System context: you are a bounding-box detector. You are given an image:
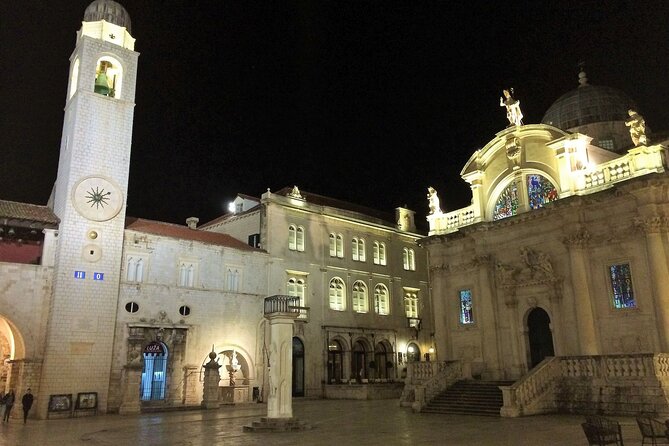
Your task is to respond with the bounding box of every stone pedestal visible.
[267,313,297,419]
[201,352,221,409]
[119,364,142,415]
[220,385,249,404]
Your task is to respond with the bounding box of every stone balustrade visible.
[501,353,669,417]
[400,360,469,412]
[263,295,301,315]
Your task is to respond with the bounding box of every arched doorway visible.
[407,342,421,363]
[527,308,555,368]
[352,340,368,382]
[374,341,392,380]
[292,337,304,397]
[141,341,167,401]
[327,340,343,383]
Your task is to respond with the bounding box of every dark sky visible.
[2,1,668,232]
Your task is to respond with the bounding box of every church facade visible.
[423,74,668,382]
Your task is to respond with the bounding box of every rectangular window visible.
[404,293,418,318]
[459,289,474,324]
[609,263,636,308]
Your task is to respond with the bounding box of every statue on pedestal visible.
[500,88,523,126]
[625,109,648,146]
[427,187,442,215]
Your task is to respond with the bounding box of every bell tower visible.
[37,0,138,418]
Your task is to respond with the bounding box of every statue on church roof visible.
[625,109,648,146]
[500,88,523,127]
[427,187,442,215]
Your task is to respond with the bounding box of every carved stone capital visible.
[634,216,669,234]
[563,228,591,248]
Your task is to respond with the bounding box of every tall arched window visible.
[374,284,389,315]
[329,233,337,257]
[329,277,346,311]
[402,248,415,271]
[352,237,366,261]
[288,276,307,318]
[336,234,343,258]
[352,281,368,313]
[327,340,343,383]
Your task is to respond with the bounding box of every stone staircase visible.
[421,379,515,416]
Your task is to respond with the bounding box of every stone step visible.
[422,380,514,417]
[243,417,312,433]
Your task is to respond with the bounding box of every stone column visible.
[201,352,221,409]
[267,313,298,419]
[503,289,523,378]
[474,255,502,379]
[637,217,669,350]
[563,229,599,355]
[119,364,142,415]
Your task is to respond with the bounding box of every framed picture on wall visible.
[75,392,98,410]
[48,394,72,413]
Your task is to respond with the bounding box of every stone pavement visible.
[0,399,645,446]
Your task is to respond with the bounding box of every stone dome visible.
[541,70,636,131]
[83,0,131,33]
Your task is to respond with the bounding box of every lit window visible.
[329,233,337,257]
[379,242,386,265]
[289,225,305,251]
[336,234,344,258]
[404,292,418,318]
[527,174,558,210]
[288,277,306,318]
[460,289,474,324]
[178,261,196,287]
[352,238,366,262]
[493,180,519,220]
[329,277,346,311]
[403,248,415,271]
[609,263,636,309]
[352,281,368,313]
[374,284,389,315]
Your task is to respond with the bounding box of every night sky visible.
[2,1,668,232]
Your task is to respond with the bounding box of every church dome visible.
[541,70,636,131]
[83,0,131,33]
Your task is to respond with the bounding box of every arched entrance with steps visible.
[526,307,555,368]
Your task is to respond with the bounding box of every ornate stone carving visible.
[634,216,669,234]
[625,109,648,146]
[505,136,521,166]
[563,228,591,248]
[519,247,554,279]
[427,186,442,215]
[496,262,518,286]
[500,88,523,126]
[287,185,304,199]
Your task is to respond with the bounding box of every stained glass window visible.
[493,181,519,220]
[609,263,636,309]
[459,289,474,324]
[527,174,558,210]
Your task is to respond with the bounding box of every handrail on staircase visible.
[402,360,470,412]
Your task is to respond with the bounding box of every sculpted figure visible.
[625,109,648,146]
[500,89,523,126]
[427,187,442,215]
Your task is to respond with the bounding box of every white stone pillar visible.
[475,255,502,379]
[266,313,298,419]
[564,229,599,355]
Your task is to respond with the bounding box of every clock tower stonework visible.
[37,0,138,417]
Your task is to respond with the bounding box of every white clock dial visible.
[72,176,124,221]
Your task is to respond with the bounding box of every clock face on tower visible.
[72,176,124,221]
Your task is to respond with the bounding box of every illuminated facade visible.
[424,77,668,380]
[201,187,431,398]
[0,0,430,418]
